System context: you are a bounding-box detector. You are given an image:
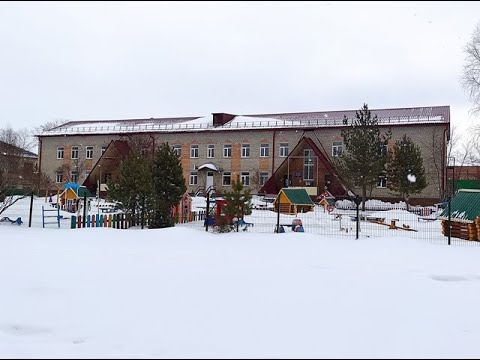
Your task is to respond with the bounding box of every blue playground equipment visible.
[42,206,61,228]
[0,216,23,225]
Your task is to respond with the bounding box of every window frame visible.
[71,146,79,160]
[57,147,64,160]
[332,141,343,157]
[86,146,94,160]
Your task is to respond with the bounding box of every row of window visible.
[183,143,287,159]
[55,170,91,183]
[185,143,345,159]
[56,142,348,161]
[188,171,270,186]
[56,169,387,189]
[57,145,107,160]
[187,171,387,188]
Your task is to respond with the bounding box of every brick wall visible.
[38,122,448,201]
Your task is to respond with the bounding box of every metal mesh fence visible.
[177,195,480,247]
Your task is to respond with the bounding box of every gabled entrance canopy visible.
[260,136,349,197]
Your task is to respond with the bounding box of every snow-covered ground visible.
[0,196,451,245]
[0,196,126,229]
[1,226,480,358]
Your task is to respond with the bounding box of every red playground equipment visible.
[205,199,254,231]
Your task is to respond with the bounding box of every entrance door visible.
[206,171,214,190]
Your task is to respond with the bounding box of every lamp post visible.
[447,156,455,197]
[97,165,102,217]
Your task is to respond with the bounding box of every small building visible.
[439,189,480,241]
[60,183,93,213]
[172,192,193,222]
[317,190,336,211]
[274,188,315,215]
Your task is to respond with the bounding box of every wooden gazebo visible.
[439,189,480,241]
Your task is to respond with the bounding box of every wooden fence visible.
[70,211,206,229]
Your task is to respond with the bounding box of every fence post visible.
[205,196,210,231]
[141,197,145,230]
[29,191,34,228]
[83,195,87,228]
[276,201,280,233]
[355,196,360,240]
[448,196,451,246]
[71,215,76,229]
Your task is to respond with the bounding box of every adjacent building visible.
[0,140,38,196]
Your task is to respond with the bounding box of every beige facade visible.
[37,107,450,203]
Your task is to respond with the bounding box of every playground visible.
[0,193,470,246]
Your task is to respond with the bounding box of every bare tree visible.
[34,118,69,133]
[119,134,155,158]
[0,127,52,215]
[462,22,480,115]
[422,127,445,200]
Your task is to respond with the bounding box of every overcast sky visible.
[0,1,479,136]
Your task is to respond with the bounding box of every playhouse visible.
[274,188,315,215]
[439,189,480,241]
[59,183,93,213]
[172,192,193,222]
[317,190,336,212]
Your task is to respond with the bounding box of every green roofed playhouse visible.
[439,189,480,241]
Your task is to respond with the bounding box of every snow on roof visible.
[198,163,219,171]
[37,106,450,137]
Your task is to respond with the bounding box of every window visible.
[71,146,79,160]
[101,145,107,155]
[332,142,343,157]
[223,144,232,158]
[260,172,269,186]
[172,145,181,157]
[304,149,314,181]
[86,146,94,159]
[71,171,78,183]
[379,144,388,156]
[84,171,90,180]
[57,147,64,159]
[207,144,215,158]
[190,145,199,158]
[55,172,63,183]
[241,171,250,186]
[260,144,269,157]
[377,175,387,188]
[241,144,250,158]
[189,171,198,185]
[222,172,231,186]
[279,143,289,157]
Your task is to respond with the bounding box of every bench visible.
[417,216,437,222]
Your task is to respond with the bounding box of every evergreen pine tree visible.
[218,179,253,232]
[386,135,427,210]
[107,149,152,222]
[335,104,391,210]
[149,143,186,229]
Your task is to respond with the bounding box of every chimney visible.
[212,113,235,127]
